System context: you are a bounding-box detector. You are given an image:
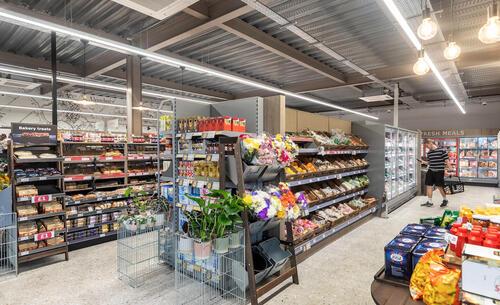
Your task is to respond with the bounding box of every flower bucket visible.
[213,236,230,254]
[229,230,243,249]
[125,222,137,232]
[178,235,193,254]
[154,213,165,226]
[193,240,212,260]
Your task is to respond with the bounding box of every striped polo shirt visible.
[427,148,449,171]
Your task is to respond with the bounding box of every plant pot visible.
[229,231,243,249]
[193,240,212,260]
[125,222,137,232]
[178,235,193,254]
[147,218,155,228]
[154,213,165,226]
[140,223,147,231]
[213,236,230,254]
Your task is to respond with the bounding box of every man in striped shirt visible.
[422,139,451,207]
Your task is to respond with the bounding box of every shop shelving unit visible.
[352,122,418,214]
[457,136,498,184]
[8,135,68,264]
[285,136,376,261]
[59,139,172,248]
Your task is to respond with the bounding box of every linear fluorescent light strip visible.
[0,104,168,121]
[0,90,172,113]
[0,7,378,120]
[382,0,466,114]
[0,65,208,105]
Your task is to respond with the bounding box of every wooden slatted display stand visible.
[218,136,299,305]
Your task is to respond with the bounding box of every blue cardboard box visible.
[424,227,448,240]
[385,237,419,280]
[411,238,448,270]
[400,223,431,237]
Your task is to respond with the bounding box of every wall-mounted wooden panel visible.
[285,108,298,132]
[263,95,286,134]
[329,117,351,133]
[297,110,329,131]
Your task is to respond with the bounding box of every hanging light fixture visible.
[74,40,96,106]
[478,2,500,44]
[413,49,429,75]
[444,1,461,60]
[417,7,438,40]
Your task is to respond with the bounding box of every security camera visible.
[482,101,487,106]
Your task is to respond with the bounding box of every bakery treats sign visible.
[422,129,465,137]
[11,123,57,145]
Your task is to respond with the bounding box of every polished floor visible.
[0,186,497,305]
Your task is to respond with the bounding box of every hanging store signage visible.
[422,129,465,138]
[11,123,57,145]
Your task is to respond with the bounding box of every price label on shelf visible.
[82,157,91,162]
[96,210,102,214]
[20,251,29,256]
[19,236,29,241]
[32,194,52,204]
[212,182,220,190]
[206,131,216,139]
[183,180,190,187]
[185,133,193,140]
[38,176,47,181]
[186,205,193,212]
[352,151,357,155]
[106,197,113,200]
[18,217,28,221]
[88,224,95,228]
[211,154,219,162]
[196,181,205,188]
[100,233,106,237]
[187,154,194,161]
[34,231,54,241]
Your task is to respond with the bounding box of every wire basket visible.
[0,213,17,279]
[117,218,174,288]
[175,231,246,305]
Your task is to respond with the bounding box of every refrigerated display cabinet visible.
[353,122,418,214]
[457,136,498,184]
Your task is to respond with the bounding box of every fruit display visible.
[289,129,368,149]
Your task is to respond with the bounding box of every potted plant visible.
[136,215,148,231]
[185,195,215,260]
[207,190,244,252]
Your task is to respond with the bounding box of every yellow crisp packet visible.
[422,262,460,305]
[409,249,444,300]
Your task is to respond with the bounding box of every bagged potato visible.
[410,249,444,300]
[423,262,460,305]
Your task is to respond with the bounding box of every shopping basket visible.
[443,176,464,195]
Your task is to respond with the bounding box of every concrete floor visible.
[0,186,498,305]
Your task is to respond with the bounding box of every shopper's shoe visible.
[421,201,433,207]
[440,199,448,207]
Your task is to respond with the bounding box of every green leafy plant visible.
[185,190,244,241]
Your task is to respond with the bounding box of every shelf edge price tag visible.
[196,181,205,188]
[34,230,54,241]
[32,194,52,203]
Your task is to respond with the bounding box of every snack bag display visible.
[422,262,460,305]
[409,249,444,300]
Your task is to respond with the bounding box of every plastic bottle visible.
[455,227,468,258]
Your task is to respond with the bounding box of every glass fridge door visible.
[407,133,416,188]
[478,136,498,178]
[385,127,397,200]
[397,130,406,195]
[459,137,478,178]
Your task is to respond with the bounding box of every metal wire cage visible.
[117,214,174,288]
[174,231,246,305]
[0,213,17,278]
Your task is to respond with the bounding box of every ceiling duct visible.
[111,0,198,20]
[359,88,393,102]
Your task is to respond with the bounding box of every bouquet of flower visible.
[240,134,298,166]
[243,183,304,221]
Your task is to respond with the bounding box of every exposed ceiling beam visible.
[0,51,233,100]
[219,18,346,84]
[183,1,210,20]
[85,0,253,78]
[417,85,500,101]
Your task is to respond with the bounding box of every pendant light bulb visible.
[478,16,500,44]
[417,9,438,40]
[413,56,429,76]
[443,41,461,60]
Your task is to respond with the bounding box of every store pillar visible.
[126,55,142,138]
[263,95,286,134]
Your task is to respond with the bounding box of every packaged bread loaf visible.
[17,204,38,217]
[18,221,38,237]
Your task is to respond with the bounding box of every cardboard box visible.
[400,223,431,237]
[412,238,448,270]
[461,244,500,300]
[384,235,419,280]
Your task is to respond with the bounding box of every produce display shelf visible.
[18,229,66,242]
[176,153,219,160]
[63,156,95,163]
[16,192,66,203]
[68,231,117,245]
[295,206,377,255]
[94,184,125,190]
[16,175,63,183]
[287,168,368,187]
[65,190,154,206]
[62,142,126,145]
[127,155,157,160]
[64,175,93,182]
[14,157,64,163]
[18,243,67,258]
[66,207,127,219]
[322,149,368,155]
[127,172,157,177]
[94,173,126,180]
[305,189,368,213]
[64,187,94,193]
[127,142,165,145]
[18,211,65,222]
[95,157,126,162]
[289,136,314,142]
[176,131,252,138]
[67,221,116,233]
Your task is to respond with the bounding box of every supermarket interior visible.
[0,1,499,305]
